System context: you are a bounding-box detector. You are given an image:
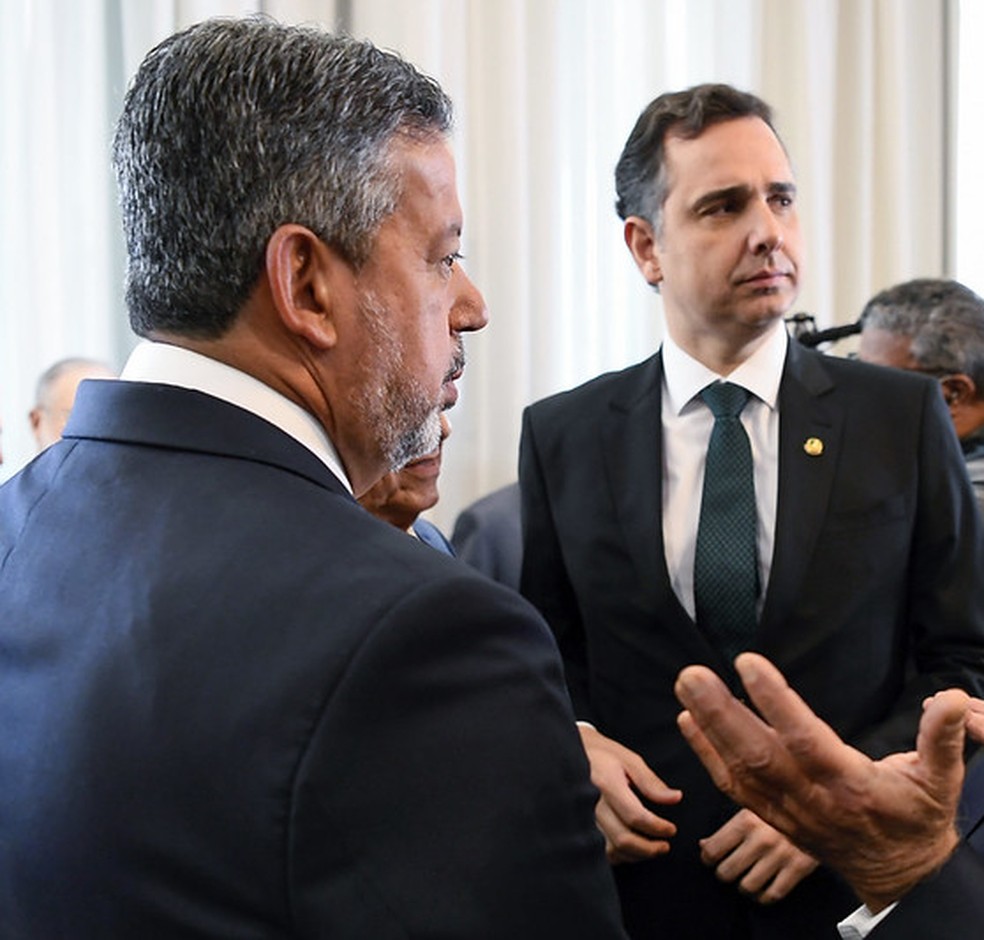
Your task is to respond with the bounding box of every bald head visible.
[30,357,115,450]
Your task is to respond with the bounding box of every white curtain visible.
[0,0,948,534]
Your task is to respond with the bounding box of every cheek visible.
[395,326,449,395]
[783,222,805,261]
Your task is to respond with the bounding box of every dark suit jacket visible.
[520,340,984,939]
[0,380,628,939]
[451,482,523,590]
[873,844,984,937]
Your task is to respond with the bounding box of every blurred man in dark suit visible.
[451,481,522,587]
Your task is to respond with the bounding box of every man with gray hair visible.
[858,278,984,515]
[0,18,628,938]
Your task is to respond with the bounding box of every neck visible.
[668,320,781,376]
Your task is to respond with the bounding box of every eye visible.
[442,251,464,270]
[770,193,795,210]
[701,198,740,217]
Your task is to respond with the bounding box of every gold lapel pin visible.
[803,437,824,457]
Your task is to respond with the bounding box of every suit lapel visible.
[601,353,692,626]
[759,342,842,636]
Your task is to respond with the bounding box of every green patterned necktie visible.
[693,381,759,665]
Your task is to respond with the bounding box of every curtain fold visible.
[0,0,948,535]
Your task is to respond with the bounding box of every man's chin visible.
[389,410,443,472]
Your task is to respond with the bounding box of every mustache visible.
[443,341,466,383]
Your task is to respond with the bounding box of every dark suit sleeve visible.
[518,406,594,722]
[854,383,984,757]
[288,572,627,939]
[869,843,984,938]
[450,486,523,590]
[449,507,497,573]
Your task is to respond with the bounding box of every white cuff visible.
[837,901,898,939]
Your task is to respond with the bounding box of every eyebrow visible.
[691,181,797,213]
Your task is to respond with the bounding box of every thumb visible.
[917,689,969,789]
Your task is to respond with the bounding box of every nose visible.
[449,265,489,334]
[750,201,784,255]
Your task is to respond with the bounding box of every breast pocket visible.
[821,493,908,538]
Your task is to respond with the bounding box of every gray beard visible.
[351,290,444,474]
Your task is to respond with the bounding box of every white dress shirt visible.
[660,322,786,619]
[120,340,352,494]
[662,327,899,937]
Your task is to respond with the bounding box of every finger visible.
[581,726,684,807]
[677,709,735,795]
[707,841,760,882]
[597,800,674,862]
[600,787,679,840]
[733,653,849,777]
[966,697,984,743]
[614,750,684,806]
[755,853,818,903]
[704,812,778,881]
[594,784,678,841]
[698,810,750,864]
[628,767,684,807]
[735,854,782,895]
[676,665,786,795]
[605,834,673,864]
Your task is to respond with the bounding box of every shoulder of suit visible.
[788,343,940,399]
[525,354,660,419]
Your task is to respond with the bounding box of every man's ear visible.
[940,373,975,407]
[624,216,663,287]
[265,224,345,350]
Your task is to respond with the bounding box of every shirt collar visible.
[662,321,788,415]
[120,340,353,493]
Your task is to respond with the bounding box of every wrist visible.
[853,828,960,913]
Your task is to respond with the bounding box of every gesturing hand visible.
[674,652,967,913]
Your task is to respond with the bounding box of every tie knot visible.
[701,382,750,418]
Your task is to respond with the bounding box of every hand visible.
[674,652,966,913]
[700,808,818,904]
[578,724,682,864]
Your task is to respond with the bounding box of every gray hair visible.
[112,17,453,339]
[614,83,777,234]
[861,278,984,391]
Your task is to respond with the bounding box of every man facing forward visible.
[519,84,984,939]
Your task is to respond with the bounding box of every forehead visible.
[858,327,918,369]
[49,367,103,402]
[386,137,462,239]
[663,116,794,200]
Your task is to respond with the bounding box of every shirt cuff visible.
[837,901,898,939]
